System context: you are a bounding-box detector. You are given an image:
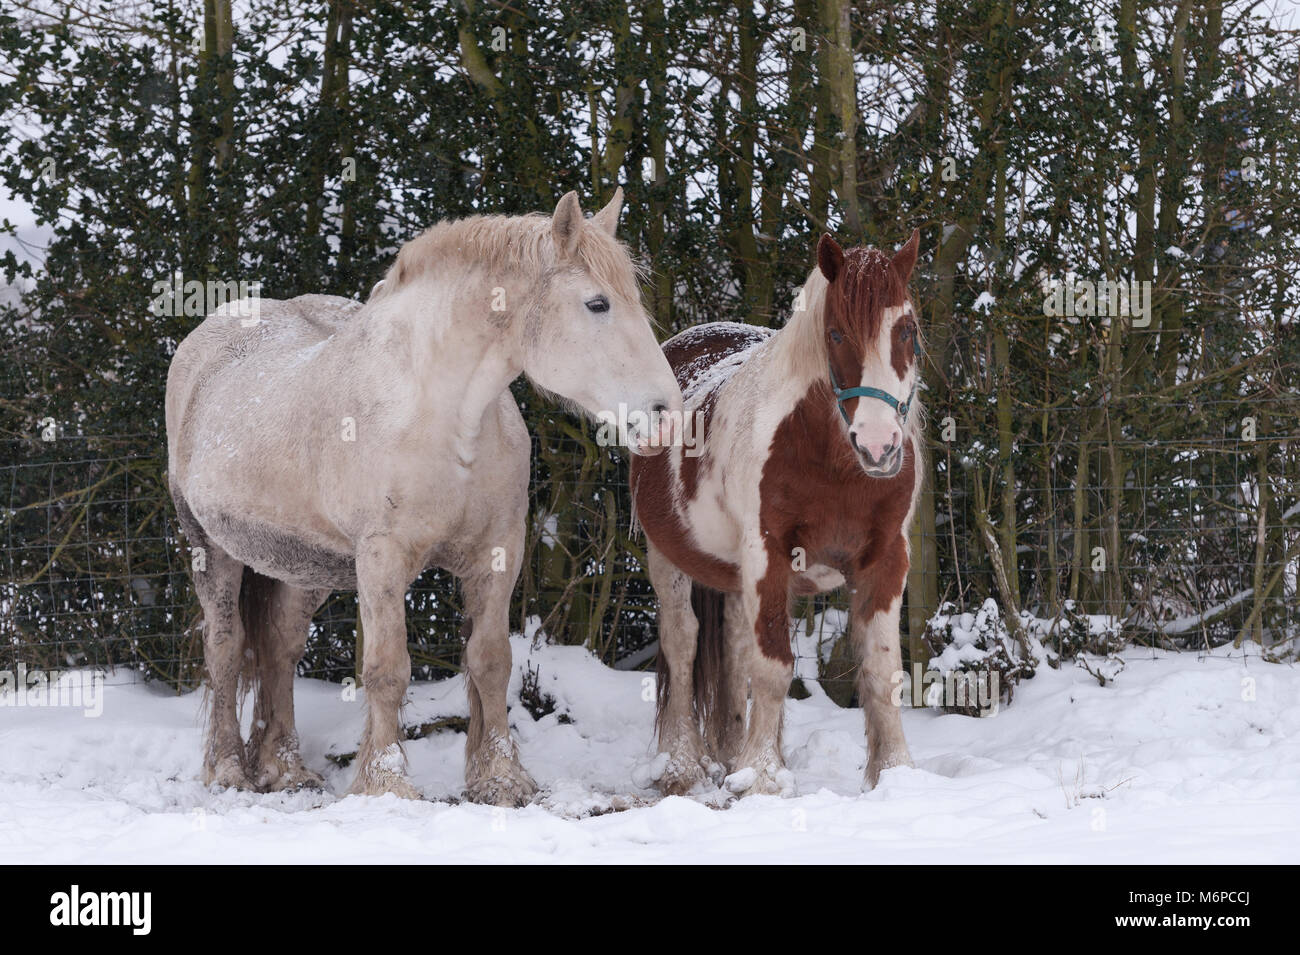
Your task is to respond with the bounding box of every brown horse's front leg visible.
[852,536,914,788]
[646,541,711,796]
[716,592,752,770]
[726,539,795,798]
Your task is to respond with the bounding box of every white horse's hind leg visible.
[246,582,330,792]
[173,487,252,788]
[194,549,254,790]
[349,539,420,799]
[647,542,709,796]
[462,554,537,808]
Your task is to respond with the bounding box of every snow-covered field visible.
[2,638,1297,864]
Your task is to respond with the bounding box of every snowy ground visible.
[2,638,1297,863]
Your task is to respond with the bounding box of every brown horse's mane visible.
[774,246,917,391]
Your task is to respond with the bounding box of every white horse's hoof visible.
[204,754,255,791]
[865,753,914,790]
[349,744,421,799]
[465,733,536,807]
[349,770,421,800]
[256,754,325,792]
[465,771,538,808]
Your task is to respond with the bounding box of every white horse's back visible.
[166,294,360,415]
[168,293,360,393]
[165,293,367,512]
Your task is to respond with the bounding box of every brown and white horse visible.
[630,231,924,798]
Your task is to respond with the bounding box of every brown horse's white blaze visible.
[631,231,924,797]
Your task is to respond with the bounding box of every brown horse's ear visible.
[817,233,844,282]
[891,229,920,279]
[591,185,623,237]
[552,191,584,259]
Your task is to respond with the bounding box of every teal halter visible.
[828,334,920,426]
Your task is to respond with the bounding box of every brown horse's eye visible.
[829,329,843,344]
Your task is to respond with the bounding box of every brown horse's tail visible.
[655,582,727,753]
[237,566,277,703]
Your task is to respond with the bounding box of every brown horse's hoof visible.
[653,752,712,797]
[724,761,794,798]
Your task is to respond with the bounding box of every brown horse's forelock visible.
[826,247,910,356]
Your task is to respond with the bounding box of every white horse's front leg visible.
[461,545,537,807]
[349,537,420,799]
[852,540,914,788]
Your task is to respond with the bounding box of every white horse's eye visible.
[585,296,610,314]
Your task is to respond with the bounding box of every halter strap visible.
[828,335,919,426]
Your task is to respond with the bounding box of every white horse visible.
[166,189,681,805]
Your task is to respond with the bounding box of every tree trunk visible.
[646,0,673,328]
[818,0,860,233]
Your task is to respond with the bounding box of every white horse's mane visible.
[370,212,646,309]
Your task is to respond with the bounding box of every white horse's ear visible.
[591,186,623,236]
[892,229,920,278]
[818,233,844,282]
[552,191,584,259]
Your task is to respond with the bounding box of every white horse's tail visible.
[237,567,277,704]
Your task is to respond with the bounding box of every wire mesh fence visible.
[0,428,666,691]
[1,398,1296,701]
